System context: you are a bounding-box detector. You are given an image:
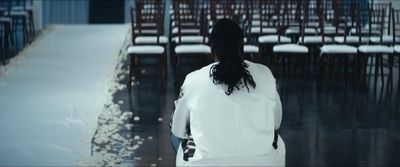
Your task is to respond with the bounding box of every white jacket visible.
[172,60,285,166]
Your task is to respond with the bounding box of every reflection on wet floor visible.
[95,53,400,166]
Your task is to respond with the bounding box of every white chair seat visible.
[11,6,34,11]
[288,22,300,27]
[334,36,369,44]
[208,20,214,26]
[134,29,158,34]
[135,36,168,44]
[394,45,400,53]
[317,27,345,34]
[0,17,11,22]
[127,45,165,54]
[250,27,277,34]
[273,44,309,53]
[9,11,28,16]
[299,36,333,44]
[172,36,208,43]
[252,14,260,19]
[370,36,400,43]
[258,35,291,43]
[285,27,316,35]
[134,23,157,27]
[172,27,200,34]
[216,14,231,20]
[358,45,393,54]
[143,4,155,9]
[308,22,320,28]
[171,15,194,20]
[175,44,211,54]
[320,44,358,54]
[244,45,259,53]
[251,20,276,26]
[171,21,196,27]
[251,21,261,26]
[308,15,319,20]
[350,28,380,35]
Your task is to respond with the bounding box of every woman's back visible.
[174,60,284,166]
[171,18,285,166]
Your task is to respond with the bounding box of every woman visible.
[171,18,285,166]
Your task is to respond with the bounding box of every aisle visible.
[0,25,128,166]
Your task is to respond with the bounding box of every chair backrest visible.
[14,0,26,9]
[274,0,287,43]
[299,0,310,43]
[367,2,391,42]
[346,0,369,36]
[173,0,207,43]
[131,0,164,44]
[343,0,359,31]
[325,0,336,26]
[306,0,321,28]
[260,0,279,30]
[210,0,236,23]
[9,0,31,11]
[344,1,370,45]
[282,0,303,28]
[324,0,352,40]
[392,8,400,44]
[0,0,11,15]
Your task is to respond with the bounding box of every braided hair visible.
[209,18,256,95]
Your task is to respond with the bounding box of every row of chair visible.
[127,0,166,93]
[127,0,400,93]
[0,0,35,64]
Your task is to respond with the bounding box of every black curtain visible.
[89,0,125,24]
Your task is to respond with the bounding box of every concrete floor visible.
[99,52,400,166]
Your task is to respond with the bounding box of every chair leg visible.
[29,10,35,40]
[133,56,141,80]
[328,55,335,83]
[12,17,18,50]
[23,18,29,45]
[302,55,308,86]
[255,49,261,64]
[387,54,394,90]
[357,54,362,88]
[162,54,166,80]
[372,55,379,87]
[379,55,384,88]
[7,22,14,49]
[159,55,165,93]
[4,23,10,53]
[272,53,278,78]
[365,55,371,89]
[257,46,263,64]
[174,55,181,90]
[0,24,4,63]
[354,54,359,85]
[282,56,287,78]
[128,55,135,94]
[344,55,349,84]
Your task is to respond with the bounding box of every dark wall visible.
[89,0,125,24]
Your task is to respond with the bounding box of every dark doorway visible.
[89,0,125,24]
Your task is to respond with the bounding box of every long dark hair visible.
[209,19,256,95]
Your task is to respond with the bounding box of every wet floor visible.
[95,52,400,166]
